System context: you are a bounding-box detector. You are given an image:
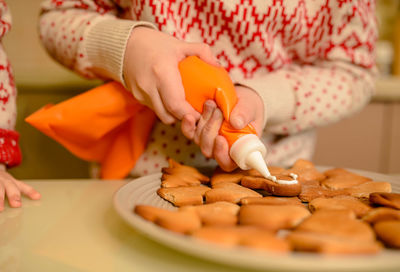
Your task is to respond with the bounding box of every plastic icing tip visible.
[246,150,271,178]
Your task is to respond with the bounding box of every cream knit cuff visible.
[235,71,295,128]
[85,17,156,85]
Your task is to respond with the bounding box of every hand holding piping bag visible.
[189,85,264,172]
[123,27,219,125]
[178,56,272,178]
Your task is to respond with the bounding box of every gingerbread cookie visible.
[321,168,371,190]
[344,181,392,199]
[161,158,210,185]
[239,204,310,231]
[241,196,303,206]
[298,185,350,203]
[373,220,400,248]
[241,175,301,197]
[161,174,202,188]
[156,210,202,234]
[134,205,201,234]
[287,231,382,255]
[134,205,175,222]
[210,167,246,186]
[191,226,238,247]
[369,192,400,210]
[362,207,400,224]
[295,209,375,243]
[246,166,285,177]
[281,159,325,184]
[205,182,262,204]
[323,168,357,177]
[191,226,290,253]
[308,196,372,218]
[180,201,240,226]
[238,227,291,253]
[157,185,211,207]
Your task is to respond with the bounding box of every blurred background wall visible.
[3,0,400,179]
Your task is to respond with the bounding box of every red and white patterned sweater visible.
[0,1,21,168]
[39,0,377,176]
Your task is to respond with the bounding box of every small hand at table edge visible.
[0,164,41,212]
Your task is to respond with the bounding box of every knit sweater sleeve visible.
[39,0,155,84]
[235,0,377,135]
[0,1,21,167]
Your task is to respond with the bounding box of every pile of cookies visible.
[134,159,400,255]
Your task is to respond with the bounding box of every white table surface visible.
[0,180,260,272]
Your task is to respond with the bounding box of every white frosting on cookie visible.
[266,173,298,185]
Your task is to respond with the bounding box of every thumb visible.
[229,97,256,130]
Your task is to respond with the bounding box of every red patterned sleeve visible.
[0,129,21,167]
[0,1,22,167]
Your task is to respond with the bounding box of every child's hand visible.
[123,27,219,126]
[0,165,41,211]
[190,85,264,171]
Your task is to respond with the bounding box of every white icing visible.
[290,173,298,180]
[229,135,299,185]
[268,175,277,182]
[266,173,298,185]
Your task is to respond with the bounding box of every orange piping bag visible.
[26,56,270,179]
[26,81,156,179]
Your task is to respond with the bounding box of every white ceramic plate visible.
[113,167,400,272]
